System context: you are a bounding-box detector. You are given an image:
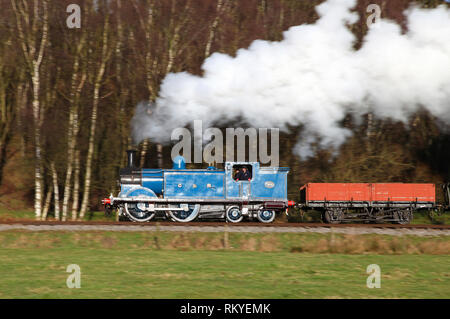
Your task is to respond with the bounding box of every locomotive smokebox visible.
[126,149,138,168]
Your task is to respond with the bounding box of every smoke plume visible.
[132,0,450,158]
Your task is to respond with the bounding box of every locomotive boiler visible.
[102,150,295,223]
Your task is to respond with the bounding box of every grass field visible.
[0,231,449,298]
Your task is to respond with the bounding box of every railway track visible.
[0,219,448,229]
[0,219,448,235]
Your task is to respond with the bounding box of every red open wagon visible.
[299,183,435,224]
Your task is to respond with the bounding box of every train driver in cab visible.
[235,167,251,181]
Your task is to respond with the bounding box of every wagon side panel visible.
[306,183,371,202]
[371,183,435,203]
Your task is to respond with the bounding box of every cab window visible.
[233,164,252,181]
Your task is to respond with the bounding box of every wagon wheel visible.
[226,206,243,223]
[123,187,157,222]
[394,209,413,225]
[369,208,384,224]
[257,209,276,223]
[168,204,200,222]
[323,209,343,224]
[125,201,156,222]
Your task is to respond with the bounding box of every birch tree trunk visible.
[132,0,155,166]
[71,149,80,220]
[16,71,29,158]
[50,162,60,220]
[32,73,44,220]
[62,4,88,221]
[11,0,49,220]
[62,51,87,221]
[115,0,130,169]
[62,107,74,221]
[258,0,268,29]
[79,15,111,219]
[278,0,285,33]
[156,0,192,167]
[205,0,225,59]
[165,0,190,75]
[41,185,53,221]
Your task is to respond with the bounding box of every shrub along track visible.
[0,220,448,236]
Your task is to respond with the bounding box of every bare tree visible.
[11,0,49,219]
[41,184,52,220]
[61,20,88,221]
[14,69,29,158]
[131,0,155,166]
[205,0,226,58]
[113,0,131,169]
[79,10,112,220]
[132,0,193,168]
[0,35,16,184]
[71,149,80,220]
[50,161,59,220]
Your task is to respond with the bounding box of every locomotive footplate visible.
[106,196,289,206]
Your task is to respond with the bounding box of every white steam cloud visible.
[132,0,450,158]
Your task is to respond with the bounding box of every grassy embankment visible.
[0,230,449,298]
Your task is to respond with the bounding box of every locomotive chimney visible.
[126,149,138,168]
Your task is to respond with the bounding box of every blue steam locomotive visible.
[102,150,294,223]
